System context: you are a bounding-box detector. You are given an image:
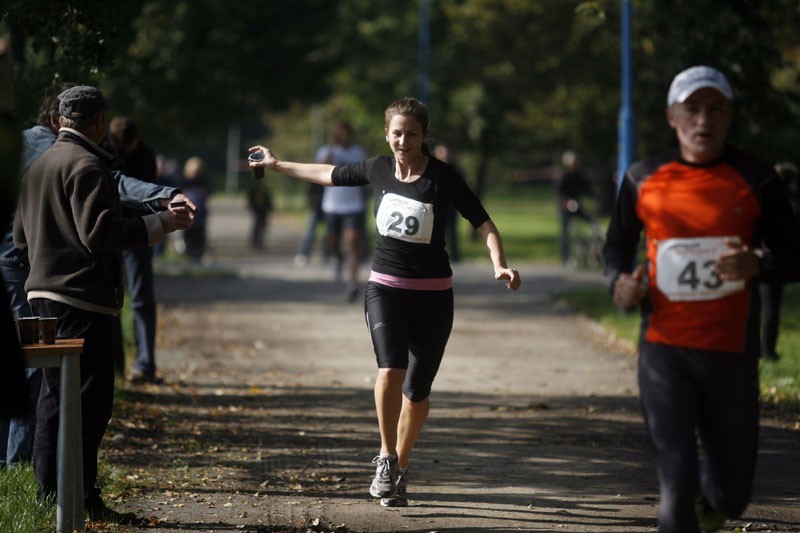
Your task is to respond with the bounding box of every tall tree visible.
[3,1,343,158]
[5,0,800,188]
[432,0,619,195]
[103,0,343,154]
[3,0,139,123]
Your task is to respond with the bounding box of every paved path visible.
[117,196,799,532]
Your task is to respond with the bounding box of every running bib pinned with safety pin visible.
[655,236,745,302]
[375,193,434,244]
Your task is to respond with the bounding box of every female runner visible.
[249,97,521,507]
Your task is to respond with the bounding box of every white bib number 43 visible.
[656,236,744,302]
[376,193,434,244]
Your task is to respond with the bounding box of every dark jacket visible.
[13,129,158,314]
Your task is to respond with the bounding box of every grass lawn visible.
[0,463,54,532]
[459,183,563,263]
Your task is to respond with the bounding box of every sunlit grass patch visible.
[0,462,55,532]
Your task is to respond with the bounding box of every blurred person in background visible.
[247,175,272,250]
[759,161,800,361]
[104,116,163,383]
[153,155,180,256]
[553,150,595,267]
[294,181,328,267]
[176,156,211,262]
[317,121,368,302]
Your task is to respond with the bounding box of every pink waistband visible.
[369,271,453,291]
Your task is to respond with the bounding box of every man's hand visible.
[158,195,194,233]
[613,264,647,309]
[160,193,196,212]
[716,239,760,281]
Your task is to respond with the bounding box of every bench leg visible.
[57,354,84,532]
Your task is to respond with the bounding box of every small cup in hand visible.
[248,151,265,180]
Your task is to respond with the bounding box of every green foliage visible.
[329,0,420,113]
[103,0,342,154]
[3,0,140,124]
[4,1,800,192]
[633,0,800,161]
[3,0,343,159]
[436,0,618,162]
[0,463,56,532]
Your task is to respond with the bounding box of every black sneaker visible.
[380,469,408,507]
[86,498,146,526]
[369,454,398,498]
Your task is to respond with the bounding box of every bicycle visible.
[563,200,604,270]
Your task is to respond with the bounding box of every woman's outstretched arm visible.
[249,145,334,185]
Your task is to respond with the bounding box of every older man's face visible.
[667,87,733,164]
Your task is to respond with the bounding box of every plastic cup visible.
[17,317,40,345]
[248,151,265,180]
[40,317,58,344]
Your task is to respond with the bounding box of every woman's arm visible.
[248,145,334,185]
[476,219,521,291]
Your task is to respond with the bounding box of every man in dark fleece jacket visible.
[13,85,193,525]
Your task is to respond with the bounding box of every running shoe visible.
[695,494,726,533]
[380,469,408,507]
[369,455,398,498]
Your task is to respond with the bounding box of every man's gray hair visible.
[60,110,102,130]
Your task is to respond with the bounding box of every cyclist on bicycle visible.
[554,150,597,266]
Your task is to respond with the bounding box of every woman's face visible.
[385,114,425,162]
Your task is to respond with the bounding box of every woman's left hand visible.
[495,267,521,291]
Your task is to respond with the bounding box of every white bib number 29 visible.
[655,236,744,302]
[376,193,434,244]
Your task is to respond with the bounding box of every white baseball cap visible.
[667,66,733,107]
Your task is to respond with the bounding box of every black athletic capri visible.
[364,281,454,402]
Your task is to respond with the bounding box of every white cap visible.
[667,66,733,107]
